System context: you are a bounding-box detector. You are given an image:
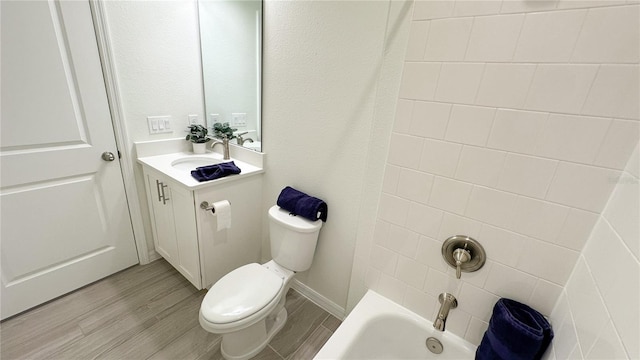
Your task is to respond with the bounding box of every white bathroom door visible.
[0,0,139,319]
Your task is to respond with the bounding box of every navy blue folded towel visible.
[191,161,241,182]
[276,186,327,222]
[476,298,553,360]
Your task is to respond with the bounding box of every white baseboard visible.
[291,279,346,320]
[147,250,162,263]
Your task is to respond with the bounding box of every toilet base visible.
[220,307,288,360]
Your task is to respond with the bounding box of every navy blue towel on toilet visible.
[476,298,553,360]
[191,161,241,182]
[276,186,328,222]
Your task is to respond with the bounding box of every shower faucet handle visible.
[453,248,471,279]
[442,235,486,280]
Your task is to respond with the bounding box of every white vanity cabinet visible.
[138,150,264,290]
[144,169,202,288]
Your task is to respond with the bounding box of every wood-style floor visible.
[0,259,341,360]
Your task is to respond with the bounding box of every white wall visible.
[348,0,640,347]
[104,0,205,255]
[547,145,639,359]
[261,0,411,311]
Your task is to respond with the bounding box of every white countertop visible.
[137,151,264,190]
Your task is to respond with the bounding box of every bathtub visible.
[314,290,477,359]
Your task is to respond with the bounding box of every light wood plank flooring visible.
[1,259,341,360]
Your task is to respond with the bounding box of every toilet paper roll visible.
[211,200,231,231]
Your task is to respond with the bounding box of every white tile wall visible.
[557,0,626,10]
[424,17,473,61]
[570,5,640,64]
[496,153,557,199]
[387,133,424,168]
[595,120,640,170]
[586,321,629,360]
[434,63,484,104]
[555,208,599,251]
[409,101,452,139]
[396,255,428,289]
[484,262,537,303]
[523,146,639,359]
[444,105,496,146]
[500,0,558,14]
[397,168,434,203]
[534,114,610,164]
[565,258,611,350]
[546,162,620,212]
[487,109,548,154]
[475,63,536,108]
[419,139,462,176]
[402,285,437,319]
[603,170,640,257]
[517,237,579,284]
[406,202,443,237]
[405,21,430,61]
[513,10,586,63]
[478,225,526,267]
[452,0,502,17]
[428,176,473,215]
[455,146,506,187]
[529,279,563,316]
[582,65,640,120]
[387,224,421,257]
[465,186,518,228]
[524,64,599,114]
[464,14,524,62]
[399,62,441,100]
[437,212,482,240]
[510,197,569,242]
[351,0,640,353]
[412,0,455,20]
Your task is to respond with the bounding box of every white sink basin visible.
[170,157,223,171]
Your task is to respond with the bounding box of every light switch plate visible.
[231,113,247,127]
[147,115,172,134]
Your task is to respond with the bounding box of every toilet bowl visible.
[199,205,323,360]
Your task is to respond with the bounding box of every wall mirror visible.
[197,0,262,152]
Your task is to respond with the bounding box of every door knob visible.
[101,151,116,161]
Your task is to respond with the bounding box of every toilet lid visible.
[201,263,284,324]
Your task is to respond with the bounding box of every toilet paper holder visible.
[200,201,226,213]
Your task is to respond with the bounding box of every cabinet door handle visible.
[161,184,170,205]
[156,180,163,202]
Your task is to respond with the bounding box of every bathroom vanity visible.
[136,139,265,289]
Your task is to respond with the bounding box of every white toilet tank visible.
[268,205,323,272]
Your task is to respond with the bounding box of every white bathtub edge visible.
[314,289,477,359]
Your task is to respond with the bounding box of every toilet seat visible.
[200,263,284,332]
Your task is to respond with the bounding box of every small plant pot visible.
[192,142,207,154]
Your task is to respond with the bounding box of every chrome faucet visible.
[236,132,254,146]
[433,293,457,332]
[210,136,230,160]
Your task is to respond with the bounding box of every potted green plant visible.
[185,124,211,154]
[213,122,237,140]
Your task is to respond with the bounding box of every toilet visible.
[199,205,323,360]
